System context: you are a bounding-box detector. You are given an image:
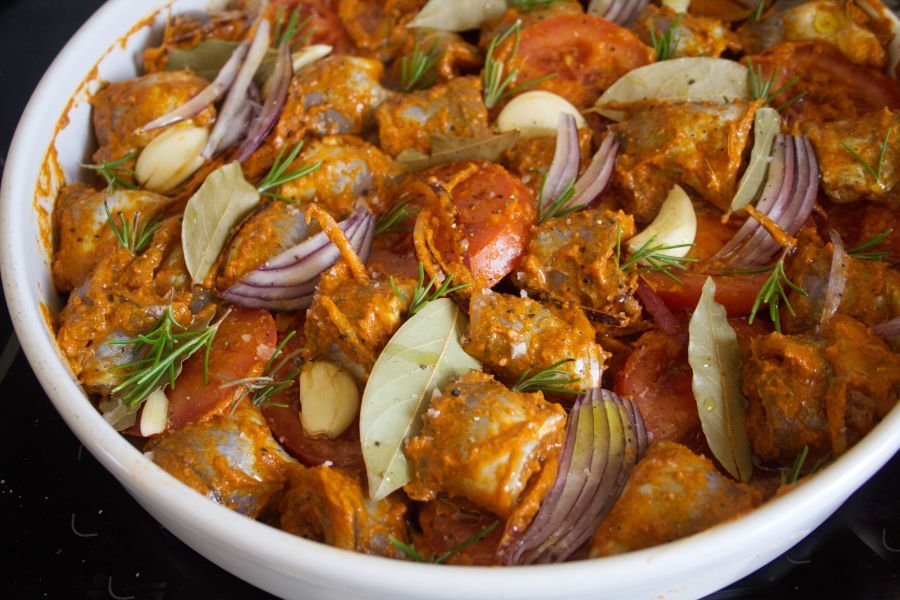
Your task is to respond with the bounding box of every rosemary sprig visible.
[483,20,556,109]
[83,152,138,191]
[400,38,443,93]
[104,201,162,254]
[375,195,419,236]
[746,59,803,110]
[750,0,767,22]
[847,228,893,261]
[840,129,891,187]
[221,331,302,410]
[748,251,807,333]
[390,521,499,564]
[648,13,683,62]
[274,5,313,50]
[391,263,471,316]
[512,359,581,395]
[780,445,829,485]
[256,141,321,200]
[617,232,698,285]
[109,307,222,407]
[509,0,565,9]
[537,177,579,224]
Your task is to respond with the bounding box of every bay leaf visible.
[167,39,277,85]
[407,0,508,32]
[729,107,781,213]
[360,298,482,500]
[182,162,259,284]
[688,277,754,481]
[397,131,520,172]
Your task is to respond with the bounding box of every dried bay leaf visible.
[407,0,508,32]
[360,298,482,500]
[182,162,259,284]
[397,131,520,172]
[688,277,754,481]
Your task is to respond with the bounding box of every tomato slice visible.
[271,0,353,53]
[746,42,900,126]
[642,271,769,317]
[166,307,277,431]
[502,14,654,109]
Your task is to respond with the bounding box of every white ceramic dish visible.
[2,1,899,598]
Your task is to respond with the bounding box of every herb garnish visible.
[649,13,683,62]
[537,177,578,224]
[392,263,470,316]
[750,0,767,22]
[256,141,321,200]
[221,330,301,410]
[847,228,893,261]
[274,5,313,50]
[747,251,807,333]
[512,358,581,395]
[110,306,222,407]
[399,38,443,93]
[389,521,499,563]
[840,129,891,187]
[746,59,804,111]
[483,20,556,109]
[104,201,162,255]
[83,152,138,191]
[616,229,697,285]
[780,445,829,485]
[375,195,419,236]
[509,0,565,9]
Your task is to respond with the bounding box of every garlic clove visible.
[139,388,169,437]
[135,124,208,193]
[497,91,587,138]
[627,184,697,259]
[661,0,691,12]
[292,44,333,73]
[299,361,360,439]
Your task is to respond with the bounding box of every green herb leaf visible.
[360,298,482,500]
[512,359,580,395]
[483,20,556,109]
[396,131,520,172]
[220,331,302,411]
[104,201,162,255]
[649,13,683,62]
[688,277,753,482]
[182,162,260,284]
[399,38,443,92]
[392,263,471,317]
[375,195,420,236]
[619,233,697,285]
[748,251,806,333]
[746,58,804,108]
[537,177,579,224]
[840,128,891,187]
[509,0,564,9]
[83,152,138,191]
[256,141,321,197]
[274,5,313,50]
[390,520,499,563]
[846,228,893,261]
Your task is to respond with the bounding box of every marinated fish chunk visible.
[375,76,490,157]
[804,108,900,203]
[743,315,900,464]
[738,0,885,68]
[338,0,425,63]
[464,288,607,393]
[91,70,215,165]
[386,29,483,88]
[514,209,642,327]
[147,401,294,518]
[52,183,171,293]
[589,441,762,557]
[405,370,566,519]
[610,100,756,220]
[634,5,738,59]
[280,464,408,557]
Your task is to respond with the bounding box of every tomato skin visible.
[643,271,769,318]
[166,308,277,431]
[503,14,654,109]
[746,42,900,126]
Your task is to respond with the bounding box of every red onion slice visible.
[873,317,900,337]
[636,277,681,336]
[569,133,619,209]
[221,209,375,311]
[820,230,848,328]
[236,42,293,162]
[506,388,647,565]
[203,19,271,159]
[541,112,580,211]
[217,82,261,152]
[594,0,650,26]
[139,41,249,133]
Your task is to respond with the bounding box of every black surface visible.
[0,2,898,599]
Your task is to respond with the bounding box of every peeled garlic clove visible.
[135,124,208,193]
[627,184,697,259]
[292,44,333,72]
[497,91,587,138]
[139,388,169,437]
[407,0,507,32]
[299,361,360,439]
[662,0,690,12]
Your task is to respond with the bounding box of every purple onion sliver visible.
[236,42,293,162]
[225,279,318,301]
[571,134,618,209]
[257,211,362,271]
[541,112,580,212]
[217,82,260,151]
[140,41,249,133]
[820,230,848,328]
[873,317,900,337]
[636,278,680,336]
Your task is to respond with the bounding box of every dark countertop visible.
[1,1,898,599]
